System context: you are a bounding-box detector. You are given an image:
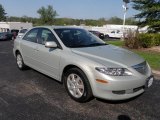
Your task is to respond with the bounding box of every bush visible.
[124,30,140,49]
[153,34,160,46]
[138,34,155,48]
[124,32,160,49]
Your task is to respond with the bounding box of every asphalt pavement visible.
[0,40,160,120]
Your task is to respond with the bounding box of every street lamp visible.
[122,0,130,33]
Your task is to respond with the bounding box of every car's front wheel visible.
[105,34,109,39]
[64,68,92,102]
[16,53,27,70]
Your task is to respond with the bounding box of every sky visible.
[0,0,139,19]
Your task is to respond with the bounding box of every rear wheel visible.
[105,35,110,39]
[64,68,92,102]
[16,53,27,70]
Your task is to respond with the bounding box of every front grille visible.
[132,61,148,75]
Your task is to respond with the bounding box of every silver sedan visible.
[13,26,154,102]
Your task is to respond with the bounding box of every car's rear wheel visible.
[64,68,92,102]
[16,53,27,70]
[105,34,110,39]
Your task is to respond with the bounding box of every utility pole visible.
[122,0,130,33]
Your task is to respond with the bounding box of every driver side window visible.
[23,28,38,43]
[38,29,57,45]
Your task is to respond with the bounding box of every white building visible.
[0,22,33,32]
[79,24,138,34]
[104,24,137,31]
[78,24,138,39]
[91,24,137,34]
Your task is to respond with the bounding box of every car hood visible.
[71,45,144,67]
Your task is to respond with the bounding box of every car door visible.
[36,28,61,80]
[21,28,39,69]
[110,31,115,38]
[115,30,121,38]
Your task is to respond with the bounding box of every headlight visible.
[95,67,132,76]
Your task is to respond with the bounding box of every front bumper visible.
[92,74,153,100]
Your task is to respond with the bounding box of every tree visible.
[0,4,6,21]
[132,0,160,32]
[8,16,21,22]
[21,15,30,22]
[97,18,107,26]
[107,17,123,24]
[123,0,130,3]
[125,17,137,25]
[37,5,58,25]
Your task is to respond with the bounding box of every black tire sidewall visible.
[105,34,109,39]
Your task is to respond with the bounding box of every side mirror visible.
[45,41,57,48]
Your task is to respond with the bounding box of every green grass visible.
[106,40,124,47]
[134,50,160,71]
[107,40,160,71]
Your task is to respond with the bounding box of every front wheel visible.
[16,53,27,70]
[64,68,92,102]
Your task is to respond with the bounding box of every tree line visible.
[0,4,138,26]
[6,16,137,26]
[0,0,160,32]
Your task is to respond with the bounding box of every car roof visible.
[32,26,83,30]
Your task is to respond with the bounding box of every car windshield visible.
[54,28,107,48]
[19,29,27,33]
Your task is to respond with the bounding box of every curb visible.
[153,70,160,79]
[153,70,160,75]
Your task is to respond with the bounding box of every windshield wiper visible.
[88,43,107,47]
[70,43,107,48]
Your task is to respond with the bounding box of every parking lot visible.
[0,40,160,120]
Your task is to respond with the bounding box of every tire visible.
[105,34,109,39]
[99,33,105,40]
[16,53,27,70]
[64,68,92,103]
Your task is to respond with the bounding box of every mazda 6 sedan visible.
[13,26,154,102]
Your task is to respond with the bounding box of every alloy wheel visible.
[17,54,23,68]
[67,73,84,98]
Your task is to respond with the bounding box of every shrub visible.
[153,34,160,46]
[124,30,140,49]
[138,34,155,48]
[124,32,160,49]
